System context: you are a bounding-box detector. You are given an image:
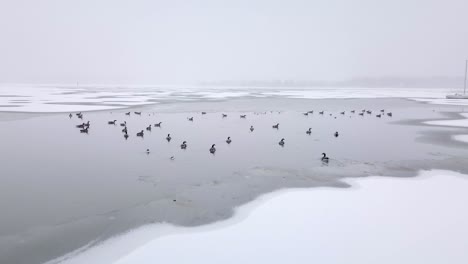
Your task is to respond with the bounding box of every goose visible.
[250,126,254,132]
[108,120,117,125]
[120,121,127,127]
[188,117,194,121]
[166,134,171,141]
[146,125,152,131]
[308,110,314,114]
[201,112,207,115]
[125,112,131,116]
[240,115,246,118]
[340,111,345,115]
[122,127,128,133]
[180,141,187,149]
[306,128,312,135]
[362,109,366,113]
[170,156,175,160]
[154,122,162,127]
[226,137,232,144]
[76,123,86,128]
[359,112,364,116]
[319,111,324,115]
[134,112,142,115]
[136,130,144,137]
[303,112,309,116]
[366,110,372,114]
[387,112,393,117]
[272,123,279,129]
[77,114,83,120]
[69,113,72,118]
[334,131,339,137]
[380,109,385,113]
[124,133,129,140]
[209,144,216,153]
[279,138,285,146]
[351,110,356,113]
[146,149,150,154]
[222,114,227,118]
[80,127,89,133]
[376,114,381,118]
[321,153,329,162]
[75,112,82,117]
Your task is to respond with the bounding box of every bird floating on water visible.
[321,153,329,162]
[210,144,216,153]
[181,141,187,149]
[226,137,232,144]
[279,138,285,146]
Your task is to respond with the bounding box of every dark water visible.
[0,98,467,264]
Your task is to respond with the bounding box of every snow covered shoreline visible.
[50,170,468,264]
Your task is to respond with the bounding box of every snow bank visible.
[51,170,468,264]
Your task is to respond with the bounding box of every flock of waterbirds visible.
[70,109,393,163]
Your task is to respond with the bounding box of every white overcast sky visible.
[0,0,467,84]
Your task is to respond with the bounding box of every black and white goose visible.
[166,134,172,141]
[279,138,285,146]
[180,141,187,149]
[188,117,194,121]
[209,144,216,153]
[154,122,162,127]
[240,115,246,119]
[120,121,126,127]
[321,153,329,162]
[250,126,254,132]
[136,130,144,137]
[306,128,312,135]
[108,120,117,125]
[272,123,279,129]
[334,131,339,137]
[134,112,142,115]
[226,137,232,144]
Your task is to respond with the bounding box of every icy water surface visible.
[0,97,467,264]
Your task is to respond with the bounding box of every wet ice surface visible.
[1,85,466,113]
[57,170,468,264]
[0,96,467,264]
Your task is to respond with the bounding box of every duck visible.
[279,138,285,146]
[334,131,339,137]
[108,120,117,125]
[387,112,393,117]
[180,141,187,149]
[272,123,279,129]
[166,134,172,141]
[146,125,152,131]
[136,130,144,137]
[250,126,254,132]
[321,153,329,162]
[154,122,162,127]
[209,144,216,153]
[134,112,142,115]
[226,137,232,144]
[240,115,246,118]
[188,117,194,121]
[306,128,312,135]
[125,112,131,116]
